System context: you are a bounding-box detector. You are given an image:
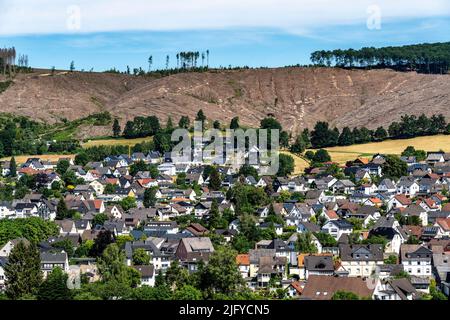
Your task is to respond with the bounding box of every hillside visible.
[1,67,449,136]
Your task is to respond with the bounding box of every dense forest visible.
[310,42,450,74]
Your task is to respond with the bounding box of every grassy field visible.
[281,151,310,175]
[0,154,76,164]
[324,135,450,164]
[81,136,153,148]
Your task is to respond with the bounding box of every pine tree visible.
[9,156,16,177]
[196,109,206,122]
[5,241,43,299]
[143,187,157,208]
[112,119,121,137]
[230,117,240,130]
[178,116,190,129]
[209,199,221,229]
[166,116,174,131]
[56,198,68,220]
[208,167,222,191]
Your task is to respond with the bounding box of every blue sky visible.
[0,1,449,71]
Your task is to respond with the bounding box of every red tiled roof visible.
[236,254,250,266]
[436,218,450,232]
[395,194,412,205]
[325,210,339,220]
[93,199,103,210]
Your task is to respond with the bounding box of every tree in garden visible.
[129,160,149,176]
[104,183,116,195]
[37,267,72,300]
[132,248,150,266]
[198,248,244,296]
[56,198,69,220]
[208,199,224,229]
[112,119,121,137]
[5,242,43,299]
[296,232,318,254]
[119,196,137,211]
[56,159,70,175]
[9,156,16,177]
[165,260,190,289]
[238,164,259,180]
[90,230,114,257]
[98,243,134,286]
[74,152,89,166]
[382,155,407,179]
[264,203,284,225]
[208,167,222,191]
[143,187,158,208]
[92,213,108,227]
[213,120,221,129]
[277,153,295,177]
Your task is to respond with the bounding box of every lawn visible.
[81,136,153,148]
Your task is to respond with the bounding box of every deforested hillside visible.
[0,67,449,134]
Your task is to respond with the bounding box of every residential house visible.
[40,251,69,278]
[175,237,215,273]
[321,220,353,241]
[339,244,384,277]
[132,265,156,287]
[300,275,375,300]
[400,245,433,278]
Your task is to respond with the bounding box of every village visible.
[0,142,449,301]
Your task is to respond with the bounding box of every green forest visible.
[310,42,450,74]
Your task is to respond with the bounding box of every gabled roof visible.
[394,195,412,206]
[436,218,450,232]
[339,244,383,261]
[300,276,375,300]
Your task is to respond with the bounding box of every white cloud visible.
[0,0,449,36]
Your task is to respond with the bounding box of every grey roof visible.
[339,244,384,261]
[249,249,276,264]
[400,245,432,261]
[379,179,396,189]
[40,251,67,263]
[326,219,353,229]
[304,255,334,272]
[132,265,155,278]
